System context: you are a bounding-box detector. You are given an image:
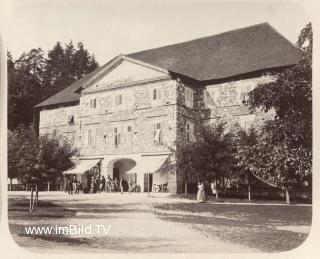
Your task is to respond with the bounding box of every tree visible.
[240,23,312,203]
[8,125,77,211]
[8,49,46,129]
[165,122,237,197]
[43,41,99,98]
[194,123,238,198]
[8,42,99,131]
[235,128,259,201]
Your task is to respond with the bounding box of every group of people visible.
[64,175,138,194]
[64,178,82,194]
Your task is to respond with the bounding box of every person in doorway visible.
[63,178,68,192]
[114,178,119,192]
[106,176,111,192]
[120,176,124,194]
[76,180,81,194]
[68,179,73,195]
[72,178,77,194]
[100,176,106,192]
[197,181,206,203]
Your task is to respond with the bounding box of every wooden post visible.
[35,185,39,209]
[184,180,188,195]
[47,181,50,192]
[148,173,150,196]
[215,179,219,199]
[248,184,251,201]
[29,187,34,213]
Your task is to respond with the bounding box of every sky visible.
[4,0,310,65]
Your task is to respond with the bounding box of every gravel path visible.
[8,192,257,253]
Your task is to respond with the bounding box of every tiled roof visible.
[128,23,299,81]
[36,23,299,108]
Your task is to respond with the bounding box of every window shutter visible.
[153,88,157,100]
[190,124,196,142]
[154,129,161,143]
[92,128,96,148]
[88,129,91,147]
[158,88,162,100]
[190,89,193,108]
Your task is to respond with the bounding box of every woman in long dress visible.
[197,181,206,202]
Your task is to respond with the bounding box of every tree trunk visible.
[285,189,290,204]
[248,184,251,201]
[184,181,188,195]
[35,185,39,208]
[29,188,34,212]
[215,179,219,199]
[47,181,50,192]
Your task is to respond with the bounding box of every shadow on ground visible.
[152,202,312,252]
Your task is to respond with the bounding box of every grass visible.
[152,202,312,252]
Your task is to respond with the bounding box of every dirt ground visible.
[8,192,311,253]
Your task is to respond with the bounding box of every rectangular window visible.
[186,122,196,142]
[126,126,132,145]
[151,87,162,103]
[115,94,123,106]
[204,89,216,108]
[114,128,120,146]
[92,128,96,148]
[90,98,97,109]
[239,114,255,133]
[240,92,249,105]
[68,115,75,125]
[154,123,162,144]
[88,129,91,147]
[153,89,157,100]
[185,87,194,108]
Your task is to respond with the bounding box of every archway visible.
[109,158,137,191]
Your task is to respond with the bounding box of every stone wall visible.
[199,76,275,129]
[39,104,80,147]
[79,78,178,157]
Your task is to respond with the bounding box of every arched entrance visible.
[108,158,137,192]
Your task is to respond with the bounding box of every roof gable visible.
[83,56,169,93]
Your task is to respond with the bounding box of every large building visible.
[35,23,299,193]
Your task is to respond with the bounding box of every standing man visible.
[120,176,124,194]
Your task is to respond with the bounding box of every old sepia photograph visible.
[3,0,313,255]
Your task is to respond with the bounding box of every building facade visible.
[36,23,299,193]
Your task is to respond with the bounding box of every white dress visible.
[197,183,206,202]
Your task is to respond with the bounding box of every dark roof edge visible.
[35,100,79,109]
[200,64,297,85]
[170,63,297,87]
